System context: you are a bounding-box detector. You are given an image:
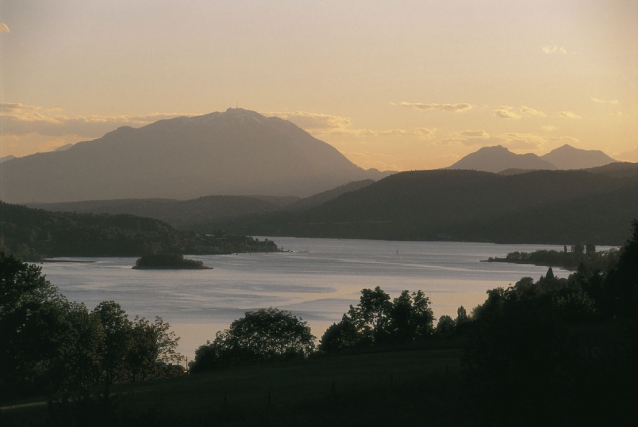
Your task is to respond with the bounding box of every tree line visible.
[0,253,183,402]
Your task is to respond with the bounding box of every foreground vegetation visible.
[2,220,637,426]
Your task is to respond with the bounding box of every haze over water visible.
[40,237,597,359]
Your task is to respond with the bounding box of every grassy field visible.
[1,348,465,426]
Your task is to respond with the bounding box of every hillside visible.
[208,169,638,245]
[0,202,278,260]
[26,180,375,230]
[27,195,298,229]
[0,108,389,203]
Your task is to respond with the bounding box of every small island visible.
[133,253,212,270]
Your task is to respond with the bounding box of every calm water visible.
[41,237,584,359]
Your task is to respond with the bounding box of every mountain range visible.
[447,145,616,173]
[204,165,638,245]
[0,108,390,204]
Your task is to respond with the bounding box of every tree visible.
[0,252,73,399]
[92,301,133,387]
[319,287,435,352]
[436,315,455,337]
[127,316,183,381]
[190,308,315,373]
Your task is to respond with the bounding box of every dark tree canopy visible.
[319,287,434,352]
[190,308,315,373]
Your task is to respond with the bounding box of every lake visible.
[41,237,587,360]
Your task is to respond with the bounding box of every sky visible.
[1,0,637,170]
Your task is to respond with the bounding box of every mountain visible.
[540,144,616,169]
[0,108,390,204]
[446,146,556,173]
[53,143,74,152]
[27,195,298,229]
[0,155,16,163]
[26,180,374,230]
[210,169,638,245]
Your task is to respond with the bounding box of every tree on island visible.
[133,253,206,269]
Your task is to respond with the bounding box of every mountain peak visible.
[541,145,615,169]
[447,145,555,173]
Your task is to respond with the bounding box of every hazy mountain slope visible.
[210,169,638,245]
[0,108,386,203]
[581,162,638,178]
[540,144,616,169]
[27,195,297,229]
[285,179,375,211]
[447,146,556,173]
[0,155,16,163]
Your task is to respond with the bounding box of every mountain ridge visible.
[0,108,392,203]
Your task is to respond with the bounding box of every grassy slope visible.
[2,348,462,425]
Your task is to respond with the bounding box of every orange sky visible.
[1,0,637,170]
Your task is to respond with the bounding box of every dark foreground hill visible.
[209,169,638,245]
[0,202,278,260]
[0,108,390,203]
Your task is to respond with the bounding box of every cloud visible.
[541,125,557,131]
[542,45,567,54]
[591,97,619,105]
[268,110,435,139]
[556,111,582,119]
[399,102,473,112]
[0,102,194,136]
[267,111,352,130]
[439,130,549,150]
[520,106,547,118]
[550,136,580,144]
[0,23,10,33]
[493,106,521,120]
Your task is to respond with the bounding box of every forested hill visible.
[0,202,277,260]
[208,169,638,245]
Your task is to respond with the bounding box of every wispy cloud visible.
[493,106,521,120]
[398,102,473,112]
[520,106,547,117]
[542,45,567,54]
[541,125,557,131]
[556,111,582,119]
[591,97,619,105]
[0,23,10,33]
[439,130,568,151]
[266,111,352,130]
[268,110,435,139]
[0,102,194,136]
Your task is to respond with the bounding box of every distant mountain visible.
[211,169,638,245]
[0,108,391,203]
[0,155,16,163]
[447,146,556,173]
[285,179,374,211]
[540,144,616,169]
[448,145,616,173]
[53,143,74,152]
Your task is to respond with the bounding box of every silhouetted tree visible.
[190,308,315,373]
